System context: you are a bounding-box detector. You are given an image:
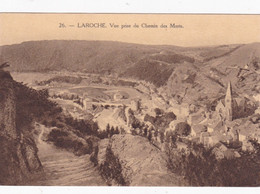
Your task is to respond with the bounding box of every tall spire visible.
[225,81,233,121]
[226,81,232,98]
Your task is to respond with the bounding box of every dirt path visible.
[30,125,106,186]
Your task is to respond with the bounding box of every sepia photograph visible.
[0,13,260,187]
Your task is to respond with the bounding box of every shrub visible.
[165,112,176,121]
[144,114,155,123]
[47,129,69,141]
[47,128,93,156]
[120,127,126,134]
[175,122,191,136]
[115,127,120,135]
[99,145,128,186]
[160,132,164,143]
[90,146,99,166]
[50,120,57,127]
[166,142,260,186]
[111,126,115,136]
[148,130,152,142]
[56,123,65,129]
[154,108,163,116]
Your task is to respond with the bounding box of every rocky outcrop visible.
[95,134,187,186]
[0,71,42,185]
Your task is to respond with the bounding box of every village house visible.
[193,81,257,149]
[200,132,214,148]
[82,97,93,110]
[131,98,141,112]
[187,109,206,126]
[211,142,241,160]
[168,103,190,120]
[190,124,207,137]
[212,143,228,160]
[242,140,255,152]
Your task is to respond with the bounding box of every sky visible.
[0,14,259,47]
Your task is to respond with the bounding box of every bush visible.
[148,130,152,142]
[50,120,57,127]
[99,145,128,186]
[144,114,155,123]
[47,129,69,141]
[47,129,93,156]
[56,123,65,129]
[175,122,191,136]
[11,79,63,137]
[154,108,163,116]
[90,146,99,166]
[165,112,176,121]
[166,142,260,186]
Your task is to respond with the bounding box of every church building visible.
[215,81,235,121]
[215,81,252,121]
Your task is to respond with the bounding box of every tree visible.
[144,127,148,137]
[115,126,120,134]
[171,134,177,147]
[106,123,110,136]
[165,131,171,143]
[92,122,99,135]
[160,131,165,143]
[148,130,152,142]
[165,112,176,121]
[131,129,137,136]
[144,114,155,124]
[154,108,163,116]
[111,126,115,136]
[120,127,125,134]
[154,129,159,139]
[175,122,191,137]
[139,127,143,136]
[166,141,260,186]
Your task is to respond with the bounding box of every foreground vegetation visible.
[98,145,129,186]
[165,140,260,186]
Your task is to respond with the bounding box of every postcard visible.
[0,13,260,187]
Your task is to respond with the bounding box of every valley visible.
[1,40,260,186]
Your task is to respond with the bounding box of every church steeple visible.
[225,81,233,121]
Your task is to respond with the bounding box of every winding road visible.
[30,125,106,186]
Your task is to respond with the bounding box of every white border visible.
[0,0,259,13]
[0,0,259,194]
[0,187,259,194]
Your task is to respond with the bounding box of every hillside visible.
[0,40,240,79]
[165,43,260,105]
[0,40,259,105]
[0,69,43,184]
[0,68,106,185]
[0,40,181,74]
[96,134,187,186]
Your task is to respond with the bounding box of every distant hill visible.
[165,43,260,105]
[0,40,259,105]
[0,40,241,82]
[0,40,182,74]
